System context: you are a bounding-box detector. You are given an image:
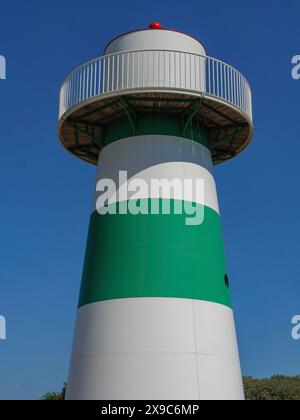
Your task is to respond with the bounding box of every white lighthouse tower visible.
[58,22,253,400]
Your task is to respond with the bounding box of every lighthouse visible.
[58,23,253,400]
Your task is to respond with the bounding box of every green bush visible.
[41,383,66,400]
[244,376,300,400]
[41,377,300,400]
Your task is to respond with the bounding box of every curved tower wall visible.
[67,133,244,400]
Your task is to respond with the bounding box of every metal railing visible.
[59,49,252,122]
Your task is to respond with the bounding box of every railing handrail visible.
[59,49,251,94]
[59,48,252,122]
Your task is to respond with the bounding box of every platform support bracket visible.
[119,96,136,134]
[181,98,203,136]
[67,119,103,148]
[209,124,247,152]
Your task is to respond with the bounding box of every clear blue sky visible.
[0,0,299,400]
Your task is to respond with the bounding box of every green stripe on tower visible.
[79,199,231,308]
[102,113,210,148]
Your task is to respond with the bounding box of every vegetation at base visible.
[41,376,300,400]
[41,383,66,400]
[243,376,300,400]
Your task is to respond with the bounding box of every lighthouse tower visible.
[58,23,253,400]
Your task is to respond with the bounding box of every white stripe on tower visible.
[68,299,243,400]
[93,135,219,214]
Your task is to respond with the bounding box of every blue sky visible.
[0,0,299,400]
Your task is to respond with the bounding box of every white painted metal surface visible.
[67,298,243,400]
[59,49,252,123]
[93,136,218,213]
[104,29,206,94]
[105,29,206,55]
